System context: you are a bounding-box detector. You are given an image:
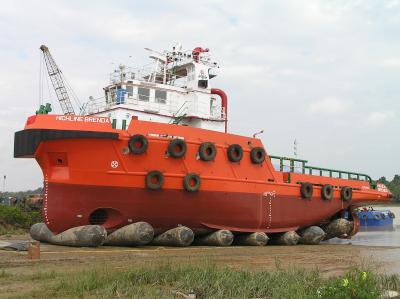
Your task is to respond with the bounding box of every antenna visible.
[2,175,6,193]
[293,139,298,173]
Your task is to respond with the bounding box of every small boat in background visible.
[356,207,396,231]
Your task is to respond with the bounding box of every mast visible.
[40,45,75,115]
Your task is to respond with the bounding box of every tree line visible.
[378,175,400,201]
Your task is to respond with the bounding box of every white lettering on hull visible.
[55,115,110,123]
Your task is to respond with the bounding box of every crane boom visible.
[40,45,75,115]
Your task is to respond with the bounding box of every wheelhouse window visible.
[155,90,167,104]
[106,88,117,104]
[198,79,208,88]
[126,85,133,97]
[138,87,150,102]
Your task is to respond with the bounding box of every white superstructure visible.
[84,45,227,132]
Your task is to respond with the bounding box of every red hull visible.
[15,114,392,234]
[45,182,354,234]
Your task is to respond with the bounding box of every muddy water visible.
[327,229,400,247]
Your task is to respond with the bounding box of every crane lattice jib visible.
[40,45,75,115]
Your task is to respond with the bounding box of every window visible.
[126,85,133,97]
[112,119,117,129]
[198,80,208,88]
[155,90,167,104]
[138,87,150,101]
[105,90,109,103]
[122,119,127,130]
[108,88,116,103]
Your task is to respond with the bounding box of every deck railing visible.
[269,155,373,185]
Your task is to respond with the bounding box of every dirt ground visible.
[1,233,399,278]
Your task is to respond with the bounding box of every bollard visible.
[27,241,40,260]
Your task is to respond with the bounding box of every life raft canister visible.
[183,173,201,192]
[300,182,313,199]
[167,138,187,158]
[145,170,164,190]
[227,144,243,162]
[321,184,334,200]
[340,186,352,202]
[198,142,217,161]
[128,134,148,154]
[250,147,265,164]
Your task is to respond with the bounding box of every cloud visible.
[381,58,400,68]
[307,97,350,115]
[366,111,396,126]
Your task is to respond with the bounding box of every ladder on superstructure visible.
[40,45,75,115]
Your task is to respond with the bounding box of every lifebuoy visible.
[167,138,186,158]
[250,147,265,164]
[145,171,164,190]
[374,214,381,220]
[183,173,201,192]
[340,186,352,202]
[227,144,243,162]
[300,182,313,199]
[198,142,216,161]
[321,184,333,200]
[128,134,148,154]
[389,212,395,219]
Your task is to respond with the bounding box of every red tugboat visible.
[15,45,392,246]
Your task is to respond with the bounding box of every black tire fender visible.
[321,184,333,200]
[300,182,313,199]
[198,142,217,161]
[167,138,186,158]
[183,173,201,192]
[227,144,243,162]
[145,170,164,190]
[340,186,352,202]
[128,134,148,154]
[250,147,265,164]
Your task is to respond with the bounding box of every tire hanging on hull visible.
[145,171,164,190]
[167,138,186,158]
[183,173,201,192]
[198,142,217,161]
[300,182,313,199]
[128,134,148,154]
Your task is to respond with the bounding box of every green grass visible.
[0,205,41,235]
[55,264,398,299]
[1,262,399,299]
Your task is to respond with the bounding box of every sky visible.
[0,0,399,191]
